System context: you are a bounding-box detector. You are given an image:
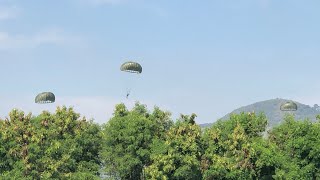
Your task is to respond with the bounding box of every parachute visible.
[35,92,55,104]
[120,61,142,74]
[280,101,297,111]
[120,61,142,98]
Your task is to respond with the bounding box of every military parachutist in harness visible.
[126,89,131,99]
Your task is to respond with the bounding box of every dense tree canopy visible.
[100,103,173,180]
[145,114,203,180]
[202,113,280,179]
[269,115,320,179]
[0,104,320,179]
[0,107,102,179]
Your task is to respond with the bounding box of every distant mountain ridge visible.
[200,98,320,128]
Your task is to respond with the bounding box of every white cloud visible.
[0,6,19,20]
[0,28,82,50]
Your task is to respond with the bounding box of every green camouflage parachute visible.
[280,101,298,111]
[35,92,55,104]
[120,61,142,74]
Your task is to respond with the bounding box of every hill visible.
[200,98,320,128]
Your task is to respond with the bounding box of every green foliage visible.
[269,115,320,179]
[201,112,282,179]
[1,103,320,180]
[215,112,268,138]
[145,114,203,180]
[100,103,173,180]
[0,107,102,179]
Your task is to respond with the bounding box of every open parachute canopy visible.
[120,61,142,74]
[280,101,298,111]
[35,92,55,104]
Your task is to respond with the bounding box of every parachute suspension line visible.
[128,72,140,99]
[125,73,138,99]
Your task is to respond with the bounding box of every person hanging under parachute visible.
[120,61,142,99]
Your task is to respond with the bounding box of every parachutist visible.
[126,93,130,99]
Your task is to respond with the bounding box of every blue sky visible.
[0,0,319,124]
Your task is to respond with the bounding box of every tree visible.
[145,114,203,180]
[101,103,173,180]
[0,107,102,179]
[269,114,320,179]
[201,112,285,179]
